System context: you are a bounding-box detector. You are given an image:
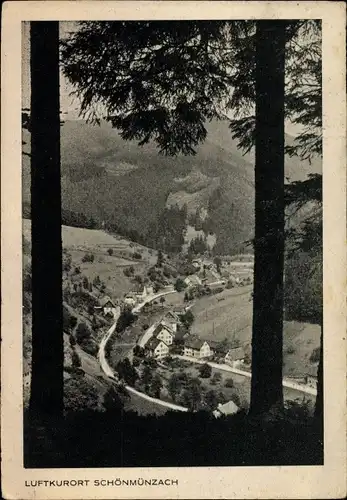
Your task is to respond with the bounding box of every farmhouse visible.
[213,400,239,418]
[184,337,212,359]
[145,337,170,359]
[95,296,118,317]
[124,292,137,307]
[224,346,245,367]
[153,324,175,346]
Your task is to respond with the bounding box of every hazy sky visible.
[22,21,302,136]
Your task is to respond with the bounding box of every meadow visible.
[191,285,320,378]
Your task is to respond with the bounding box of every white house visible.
[213,400,239,418]
[224,346,245,368]
[184,337,212,359]
[145,337,170,359]
[153,324,175,346]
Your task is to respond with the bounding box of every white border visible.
[1,2,346,499]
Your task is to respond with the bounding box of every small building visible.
[135,285,154,302]
[124,293,137,307]
[153,324,175,346]
[213,400,239,418]
[304,365,318,388]
[224,346,245,367]
[184,337,212,359]
[145,337,170,359]
[161,311,179,332]
[184,275,202,287]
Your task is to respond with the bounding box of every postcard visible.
[1,1,346,498]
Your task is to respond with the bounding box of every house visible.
[213,400,239,418]
[135,285,154,301]
[224,346,244,367]
[145,337,170,359]
[153,323,175,346]
[184,275,202,287]
[304,365,318,388]
[95,296,118,317]
[161,311,179,332]
[183,337,212,359]
[124,292,137,307]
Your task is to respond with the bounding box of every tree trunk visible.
[29,22,63,417]
[250,21,286,415]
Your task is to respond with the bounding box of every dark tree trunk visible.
[314,325,323,422]
[250,21,286,415]
[29,22,63,417]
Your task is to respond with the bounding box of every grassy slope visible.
[190,285,320,378]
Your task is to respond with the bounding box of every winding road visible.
[172,355,317,396]
[97,289,189,412]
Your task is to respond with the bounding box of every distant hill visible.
[22,118,321,255]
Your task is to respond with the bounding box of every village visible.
[92,252,318,417]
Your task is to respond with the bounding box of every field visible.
[23,218,158,299]
[191,286,253,343]
[191,285,321,378]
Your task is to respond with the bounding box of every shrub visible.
[174,278,187,292]
[81,339,98,356]
[286,345,296,355]
[116,308,137,333]
[116,358,139,387]
[133,252,142,260]
[225,377,234,388]
[211,372,222,385]
[75,322,91,344]
[133,345,145,357]
[82,253,94,263]
[74,266,81,275]
[199,363,212,378]
[93,275,101,287]
[82,276,89,290]
[107,248,114,256]
[63,308,78,333]
[69,335,77,347]
[71,350,82,368]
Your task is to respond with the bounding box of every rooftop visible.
[99,296,115,307]
[153,323,174,338]
[225,346,244,361]
[217,400,239,416]
[184,337,206,350]
[146,337,167,351]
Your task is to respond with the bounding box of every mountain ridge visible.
[22,118,321,254]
